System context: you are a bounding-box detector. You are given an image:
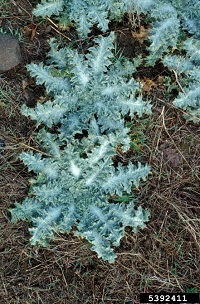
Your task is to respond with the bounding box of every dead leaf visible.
[24,23,37,41]
[158,75,164,84]
[141,77,157,93]
[131,25,149,43]
[22,79,28,92]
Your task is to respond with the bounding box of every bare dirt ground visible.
[0,1,199,303]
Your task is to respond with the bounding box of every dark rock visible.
[0,34,22,72]
[0,139,5,154]
[0,139,5,148]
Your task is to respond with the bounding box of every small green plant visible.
[10,33,151,263]
[0,25,24,42]
[10,0,200,264]
[0,0,23,41]
[0,0,10,18]
[33,0,200,121]
[33,0,154,37]
[163,38,200,123]
[0,80,16,118]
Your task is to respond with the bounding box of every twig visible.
[172,69,185,94]
[20,143,53,157]
[46,18,72,41]
[10,0,32,17]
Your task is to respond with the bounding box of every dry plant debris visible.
[131,25,149,44]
